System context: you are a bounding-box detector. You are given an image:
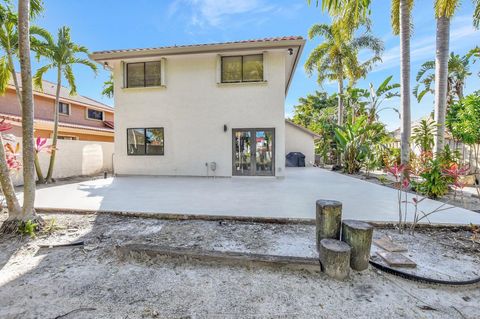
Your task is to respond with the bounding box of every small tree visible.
[411,118,436,153]
[446,93,480,176]
[34,26,97,183]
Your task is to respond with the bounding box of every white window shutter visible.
[216,54,221,83]
[160,58,166,86]
[262,51,268,82]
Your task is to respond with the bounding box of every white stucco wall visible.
[112,50,288,177]
[285,122,316,167]
[11,138,113,186]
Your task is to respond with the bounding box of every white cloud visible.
[170,0,277,28]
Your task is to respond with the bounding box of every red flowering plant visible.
[0,120,21,173]
[443,163,470,199]
[35,137,53,154]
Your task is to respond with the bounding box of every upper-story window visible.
[221,54,263,83]
[126,61,162,88]
[58,102,70,115]
[87,109,104,121]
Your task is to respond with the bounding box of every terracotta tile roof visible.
[9,73,114,112]
[103,120,114,129]
[0,112,114,133]
[92,36,304,55]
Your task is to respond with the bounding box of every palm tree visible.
[307,0,372,38]
[101,73,113,98]
[305,23,383,126]
[433,0,480,154]
[391,0,414,166]
[0,3,51,183]
[34,26,97,183]
[0,0,44,232]
[414,52,472,107]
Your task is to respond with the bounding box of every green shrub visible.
[412,159,451,199]
[17,220,38,238]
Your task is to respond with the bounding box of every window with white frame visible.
[221,54,263,83]
[126,61,162,88]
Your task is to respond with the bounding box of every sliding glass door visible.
[232,128,274,176]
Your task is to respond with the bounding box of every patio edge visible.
[34,207,476,229]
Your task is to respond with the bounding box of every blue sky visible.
[31,0,479,130]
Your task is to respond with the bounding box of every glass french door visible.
[232,128,274,176]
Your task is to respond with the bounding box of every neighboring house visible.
[0,73,114,142]
[91,36,315,177]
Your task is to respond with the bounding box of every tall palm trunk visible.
[45,66,61,182]
[337,77,344,126]
[18,0,36,219]
[336,75,344,167]
[399,0,411,166]
[434,16,450,154]
[0,134,21,216]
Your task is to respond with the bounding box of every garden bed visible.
[1,212,479,318]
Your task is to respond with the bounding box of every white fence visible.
[10,138,114,186]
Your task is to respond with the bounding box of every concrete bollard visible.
[315,199,342,250]
[318,239,351,280]
[341,220,373,271]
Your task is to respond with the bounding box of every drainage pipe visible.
[369,258,480,285]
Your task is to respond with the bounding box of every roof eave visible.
[90,39,306,62]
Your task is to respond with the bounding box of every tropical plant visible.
[306,0,372,39]
[305,23,383,127]
[34,26,97,183]
[433,0,480,154]
[414,52,472,107]
[334,115,389,174]
[0,1,50,183]
[413,158,451,199]
[411,118,436,153]
[364,75,400,124]
[0,119,21,217]
[0,0,42,233]
[291,91,338,165]
[101,73,113,98]
[446,93,480,175]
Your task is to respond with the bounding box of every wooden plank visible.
[373,237,407,252]
[376,251,416,268]
[116,244,320,270]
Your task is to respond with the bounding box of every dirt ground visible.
[0,212,479,319]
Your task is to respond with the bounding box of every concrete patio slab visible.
[32,168,480,225]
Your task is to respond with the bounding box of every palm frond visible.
[33,63,53,90]
[434,0,460,18]
[0,55,11,95]
[63,64,77,95]
[308,24,333,40]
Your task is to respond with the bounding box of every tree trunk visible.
[18,0,36,219]
[337,78,344,126]
[434,16,450,155]
[399,0,411,166]
[45,67,62,182]
[34,153,44,183]
[0,135,22,216]
[336,76,344,167]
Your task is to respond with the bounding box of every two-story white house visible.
[90,36,317,177]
